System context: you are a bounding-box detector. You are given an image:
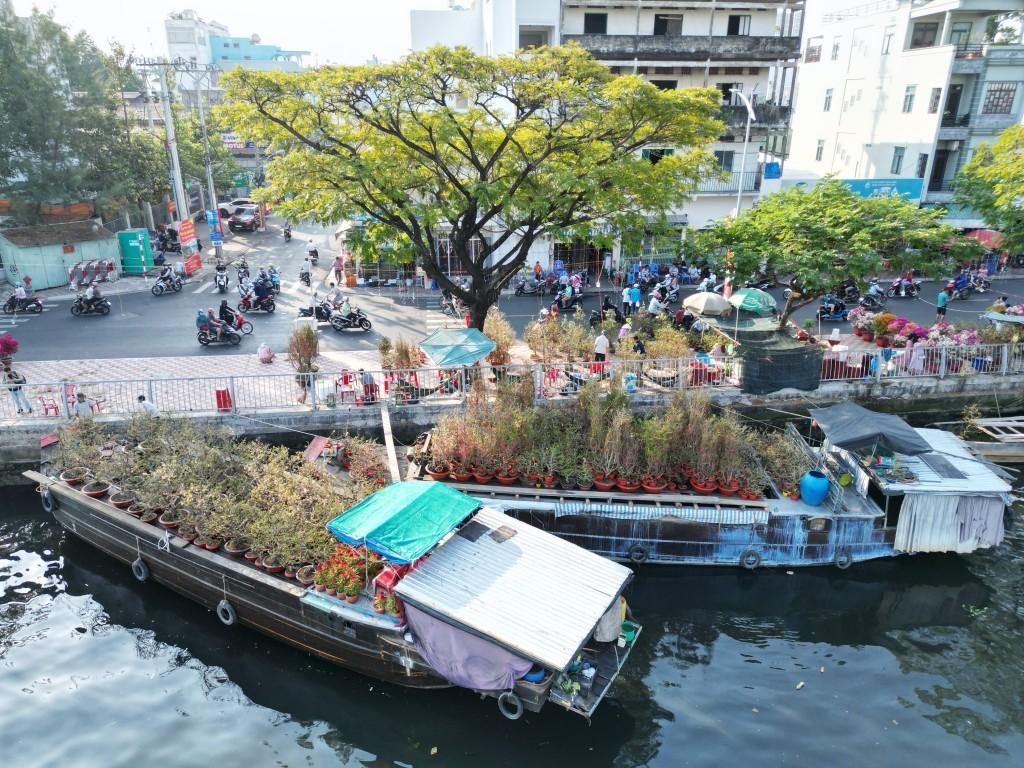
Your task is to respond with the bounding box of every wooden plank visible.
[378,402,403,484]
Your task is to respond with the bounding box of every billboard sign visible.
[178,218,196,247]
[780,177,923,200]
[206,209,223,246]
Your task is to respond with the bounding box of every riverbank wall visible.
[3,372,1022,486]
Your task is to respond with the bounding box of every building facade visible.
[785,0,1024,228]
[410,0,804,271]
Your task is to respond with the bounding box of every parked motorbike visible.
[237,292,276,314]
[2,294,43,314]
[514,275,549,296]
[151,276,184,296]
[299,300,336,323]
[70,296,112,316]
[331,308,372,332]
[215,267,230,294]
[197,324,241,346]
[816,295,849,322]
[885,276,922,298]
[745,276,773,291]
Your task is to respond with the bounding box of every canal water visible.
[2,484,1022,767]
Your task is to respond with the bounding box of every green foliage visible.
[705,178,975,329]
[219,45,722,328]
[954,125,1024,254]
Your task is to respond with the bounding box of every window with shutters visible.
[916,153,929,178]
[902,85,916,113]
[815,140,824,162]
[928,88,942,113]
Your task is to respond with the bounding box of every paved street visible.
[6,215,1021,362]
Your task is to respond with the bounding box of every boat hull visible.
[36,474,449,689]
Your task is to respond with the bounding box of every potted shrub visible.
[110,491,137,509]
[373,593,386,614]
[158,509,183,528]
[82,480,110,498]
[224,537,251,557]
[385,594,402,618]
[297,565,316,586]
[177,525,198,542]
[344,579,360,604]
[60,467,89,486]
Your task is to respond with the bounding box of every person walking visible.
[3,364,32,415]
[905,334,925,374]
[621,284,632,317]
[137,394,160,417]
[71,391,94,419]
[593,329,610,362]
[333,254,345,284]
[628,283,641,314]
[618,320,632,342]
[935,285,951,324]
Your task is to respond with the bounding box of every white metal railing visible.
[820,342,1024,382]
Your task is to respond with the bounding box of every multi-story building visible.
[410,0,804,270]
[785,0,1024,228]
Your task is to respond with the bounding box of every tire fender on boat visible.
[627,544,648,564]
[740,549,762,570]
[834,548,853,570]
[216,599,237,626]
[131,557,149,582]
[39,486,56,514]
[497,691,523,721]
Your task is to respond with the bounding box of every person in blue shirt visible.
[628,283,641,312]
[935,286,951,323]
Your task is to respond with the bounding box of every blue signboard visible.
[840,178,923,200]
[206,209,224,246]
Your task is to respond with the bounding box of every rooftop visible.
[0,221,115,248]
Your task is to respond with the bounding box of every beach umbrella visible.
[683,292,731,316]
[728,287,776,313]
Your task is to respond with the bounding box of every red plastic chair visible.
[38,396,60,416]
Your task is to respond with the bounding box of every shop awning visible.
[964,229,1005,250]
[326,482,480,563]
[420,328,496,368]
[809,402,932,455]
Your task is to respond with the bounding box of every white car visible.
[218,198,266,218]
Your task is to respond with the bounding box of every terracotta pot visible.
[345,594,358,604]
[373,603,385,614]
[577,481,594,491]
[862,330,875,341]
[204,539,222,552]
[615,478,641,492]
[262,558,284,573]
[126,503,146,518]
[110,492,136,509]
[541,475,556,488]
[593,479,617,491]
[717,480,739,497]
[527,471,539,482]
[788,491,801,501]
[157,510,182,528]
[139,511,159,524]
[641,479,668,493]
[472,472,494,484]
[876,336,890,348]
[326,588,337,597]
[82,481,110,499]
[224,539,250,557]
[284,567,297,580]
[425,464,449,481]
[690,479,716,495]
[297,565,316,586]
[177,528,198,543]
[450,471,473,482]
[667,482,677,491]
[315,583,326,592]
[593,471,606,482]
[60,468,88,486]
[243,551,259,562]
[496,473,520,486]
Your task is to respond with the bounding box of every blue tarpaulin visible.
[326,482,480,563]
[420,328,496,368]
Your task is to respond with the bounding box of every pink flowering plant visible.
[0,333,19,357]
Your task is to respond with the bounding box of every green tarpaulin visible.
[420,328,496,368]
[326,482,480,563]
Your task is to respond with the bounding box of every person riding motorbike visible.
[821,292,842,317]
[558,283,575,310]
[283,223,292,241]
[253,277,270,302]
[306,239,318,262]
[205,308,225,340]
[299,257,312,284]
[325,282,344,307]
[867,279,885,298]
[951,270,971,295]
[11,283,27,310]
[83,283,101,313]
[339,296,358,325]
[158,264,176,288]
[218,299,236,326]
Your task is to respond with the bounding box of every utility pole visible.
[193,67,223,259]
[156,66,189,222]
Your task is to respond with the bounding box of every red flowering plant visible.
[0,333,19,358]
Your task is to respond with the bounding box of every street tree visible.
[707,179,978,330]
[219,45,722,327]
[954,125,1024,254]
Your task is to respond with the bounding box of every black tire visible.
[216,599,237,626]
[2,302,13,315]
[628,544,648,564]
[515,285,524,296]
[264,302,275,314]
[98,304,110,316]
[497,691,523,721]
[131,557,149,583]
[834,548,853,570]
[885,286,897,298]
[331,318,345,332]
[359,318,372,331]
[740,549,762,570]
[239,321,253,335]
[151,283,164,296]
[228,332,241,346]
[40,488,56,514]
[197,332,210,346]
[28,301,42,314]
[70,303,82,316]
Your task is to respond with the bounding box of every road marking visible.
[193,281,213,293]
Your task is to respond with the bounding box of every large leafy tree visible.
[707,179,979,329]
[954,125,1024,253]
[219,45,722,327]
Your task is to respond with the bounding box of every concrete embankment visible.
[3,373,1022,486]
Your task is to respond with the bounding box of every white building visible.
[785,0,1024,228]
[410,0,804,271]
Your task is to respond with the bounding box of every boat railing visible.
[784,424,845,514]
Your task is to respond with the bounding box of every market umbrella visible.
[420,328,496,368]
[682,292,731,316]
[728,287,776,313]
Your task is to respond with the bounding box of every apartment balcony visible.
[561,34,801,62]
[973,113,1019,133]
[695,170,762,195]
[720,104,792,131]
[937,113,971,141]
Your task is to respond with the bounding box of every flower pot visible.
[667,482,677,491]
[297,565,316,586]
[425,464,449,481]
[204,538,222,552]
[284,567,297,580]
[799,470,830,507]
[450,470,473,482]
[126,503,146,518]
[788,491,801,501]
[262,557,284,573]
[157,510,182,528]
[577,481,594,491]
[110,492,136,509]
[593,471,606,482]
[542,475,557,488]
[496,473,520,486]
[875,336,890,348]
[60,468,88,486]
[472,472,494,484]
[315,583,326,592]
[615,478,641,492]
[177,527,198,543]
[243,551,259,563]
[641,479,667,493]
[345,594,358,604]
[373,603,386,614]
[593,479,617,491]
[862,330,875,341]
[389,609,402,618]
[224,539,250,557]
[527,471,539,483]
[716,480,739,497]
[326,588,337,597]
[690,479,716,495]
[82,481,110,499]
[139,511,158,525]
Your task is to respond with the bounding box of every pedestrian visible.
[628,283,641,313]
[632,334,646,356]
[359,369,378,403]
[905,334,925,374]
[137,394,160,417]
[593,329,610,362]
[3,364,32,415]
[533,260,543,281]
[71,391,93,419]
[621,283,632,317]
[935,285,951,324]
[618,320,632,341]
[333,254,345,284]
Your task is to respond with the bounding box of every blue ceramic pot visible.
[799,470,830,507]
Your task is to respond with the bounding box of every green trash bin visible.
[117,228,154,276]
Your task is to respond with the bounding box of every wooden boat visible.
[408,403,1012,570]
[24,465,639,721]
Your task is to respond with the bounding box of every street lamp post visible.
[730,88,756,219]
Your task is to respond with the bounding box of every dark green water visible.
[2,485,1022,767]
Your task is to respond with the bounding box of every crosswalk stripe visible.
[193,281,213,293]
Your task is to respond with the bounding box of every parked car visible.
[228,205,261,232]
[218,198,264,218]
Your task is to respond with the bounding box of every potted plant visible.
[224,537,251,557]
[82,480,110,498]
[0,332,19,365]
[59,467,89,485]
[262,553,285,573]
[385,593,402,618]
[158,509,183,528]
[297,564,316,586]
[177,525,198,543]
[373,593,386,614]
[344,579,360,604]
[109,490,137,509]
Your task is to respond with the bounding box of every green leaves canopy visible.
[954,125,1024,253]
[706,179,977,328]
[219,45,722,326]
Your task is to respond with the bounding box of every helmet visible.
[207,307,214,314]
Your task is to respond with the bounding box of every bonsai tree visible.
[220,45,723,328]
[288,325,319,373]
[484,308,515,366]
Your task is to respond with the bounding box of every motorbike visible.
[885,276,922,298]
[589,302,624,328]
[514,275,549,296]
[816,295,849,322]
[2,294,43,314]
[151,275,184,296]
[556,289,585,312]
[745,276,773,291]
[652,282,679,304]
[440,295,465,318]
[697,276,721,294]
[283,225,292,243]
[215,268,230,294]
[330,308,372,332]
[299,300,336,323]
[225,309,253,335]
[70,295,112,316]
[268,269,281,294]
[235,258,250,282]
[197,324,241,346]
[299,267,311,288]
[237,292,276,314]
[838,281,860,304]
[308,248,319,265]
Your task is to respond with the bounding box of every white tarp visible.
[895,493,1006,553]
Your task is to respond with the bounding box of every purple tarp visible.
[405,604,533,690]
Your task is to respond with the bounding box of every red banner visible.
[184,253,202,276]
[178,218,196,246]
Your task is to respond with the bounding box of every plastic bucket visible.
[621,621,638,643]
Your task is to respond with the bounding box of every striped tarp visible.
[552,502,769,526]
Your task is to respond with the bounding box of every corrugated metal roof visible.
[553,501,769,526]
[396,506,632,671]
[880,429,1012,496]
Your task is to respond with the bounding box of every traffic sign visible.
[206,209,223,245]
